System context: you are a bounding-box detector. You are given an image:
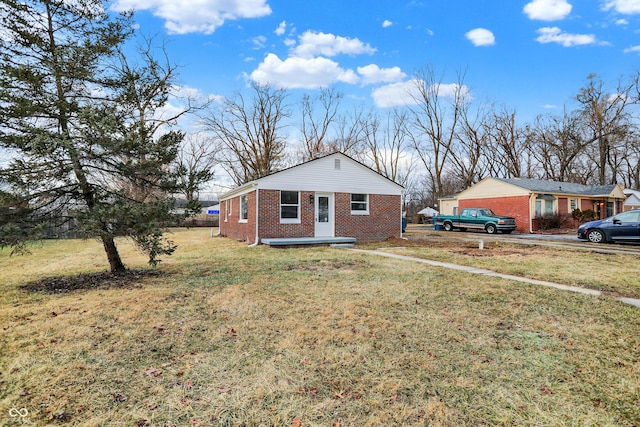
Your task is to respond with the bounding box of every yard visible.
[1,228,638,426]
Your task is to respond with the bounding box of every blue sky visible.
[111,0,640,122]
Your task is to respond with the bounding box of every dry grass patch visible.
[369,234,640,298]
[1,229,639,426]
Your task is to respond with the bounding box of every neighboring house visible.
[623,189,640,211]
[218,152,404,244]
[438,177,626,233]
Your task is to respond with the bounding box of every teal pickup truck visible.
[435,208,516,234]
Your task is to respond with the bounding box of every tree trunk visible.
[102,235,126,273]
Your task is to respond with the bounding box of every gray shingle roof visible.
[495,178,618,196]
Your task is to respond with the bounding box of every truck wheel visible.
[443,222,453,231]
[485,224,497,234]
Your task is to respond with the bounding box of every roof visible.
[417,207,439,216]
[220,152,404,200]
[624,190,640,207]
[494,178,621,197]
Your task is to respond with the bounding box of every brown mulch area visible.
[20,269,166,294]
[383,235,548,257]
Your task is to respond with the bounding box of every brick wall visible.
[334,193,401,240]
[459,196,530,233]
[219,192,257,243]
[221,190,402,242]
[258,190,315,239]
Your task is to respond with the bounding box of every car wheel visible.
[443,222,453,231]
[587,229,606,243]
[485,224,497,234]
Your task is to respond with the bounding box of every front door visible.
[314,193,334,237]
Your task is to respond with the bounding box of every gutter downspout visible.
[248,185,260,247]
[529,192,535,233]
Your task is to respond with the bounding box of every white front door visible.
[314,193,334,237]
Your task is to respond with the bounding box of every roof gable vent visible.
[335,158,341,170]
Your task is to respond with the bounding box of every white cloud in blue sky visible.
[291,31,376,58]
[603,0,640,14]
[114,0,640,121]
[357,64,406,85]
[535,27,597,46]
[465,28,496,46]
[111,0,272,34]
[249,54,359,89]
[523,0,572,21]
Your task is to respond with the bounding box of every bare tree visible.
[202,82,290,185]
[450,102,491,189]
[529,109,587,183]
[300,88,343,160]
[408,67,468,199]
[364,109,414,187]
[484,107,529,178]
[173,131,217,203]
[576,74,632,185]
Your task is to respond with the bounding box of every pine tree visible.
[0,0,186,272]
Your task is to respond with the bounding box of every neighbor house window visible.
[280,191,300,223]
[535,199,555,216]
[351,193,369,214]
[239,194,248,222]
[569,198,578,212]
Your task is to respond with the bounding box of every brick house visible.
[438,177,626,233]
[218,153,404,244]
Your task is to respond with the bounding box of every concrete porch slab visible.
[261,237,356,247]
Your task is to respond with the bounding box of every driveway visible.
[406,224,640,256]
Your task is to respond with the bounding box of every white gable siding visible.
[256,154,403,195]
[458,177,529,199]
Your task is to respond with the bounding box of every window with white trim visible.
[351,193,369,214]
[280,191,300,223]
[569,198,578,212]
[239,194,248,222]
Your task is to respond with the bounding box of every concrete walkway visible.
[350,249,640,308]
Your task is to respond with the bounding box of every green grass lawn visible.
[1,229,638,426]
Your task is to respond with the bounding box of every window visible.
[535,199,555,216]
[351,193,369,214]
[615,210,640,223]
[280,191,300,223]
[569,198,578,212]
[240,194,248,222]
[606,201,614,217]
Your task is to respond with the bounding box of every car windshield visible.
[481,209,496,216]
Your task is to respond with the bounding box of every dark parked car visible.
[577,209,640,243]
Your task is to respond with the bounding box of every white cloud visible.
[371,80,422,108]
[275,21,287,36]
[371,80,471,108]
[523,0,572,21]
[615,18,630,24]
[603,0,640,14]
[435,83,471,99]
[249,53,359,89]
[291,31,376,58]
[382,20,393,28]
[357,64,407,85]
[111,0,271,34]
[252,35,267,49]
[465,28,495,46]
[535,27,596,46]
[624,45,640,53]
